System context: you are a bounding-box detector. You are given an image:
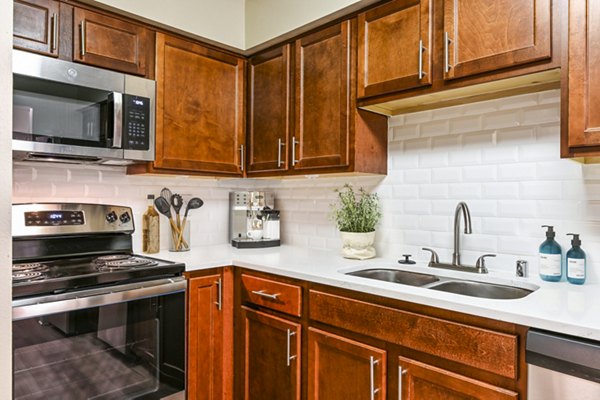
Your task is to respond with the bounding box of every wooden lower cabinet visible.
[308,328,386,400]
[242,307,301,400]
[187,269,233,400]
[397,356,518,400]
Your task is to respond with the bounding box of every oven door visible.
[12,278,186,400]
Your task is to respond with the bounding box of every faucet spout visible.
[453,201,472,265]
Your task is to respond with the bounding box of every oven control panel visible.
[13,203,135,237]
[25,211,84,226]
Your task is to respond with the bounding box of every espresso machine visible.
[229,191,281,248]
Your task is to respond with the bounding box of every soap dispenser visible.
[539,225,562,282]
[566,233,586,285]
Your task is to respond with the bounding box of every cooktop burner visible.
[95,255,158,271]
[12,253,184,299]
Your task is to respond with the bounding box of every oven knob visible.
[105,211,118,223]
[119,212,131,223]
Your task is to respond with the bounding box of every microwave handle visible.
[111,92,123,148]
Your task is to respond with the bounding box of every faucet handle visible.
[422,247,439,266]
[475,254,496,273]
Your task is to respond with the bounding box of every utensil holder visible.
[169,219,190,252]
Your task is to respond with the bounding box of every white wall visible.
[13,164,234,251]
[245,0,363,48]
[0,0,13,395]
[93,0,245,49]
[259,89,600,284]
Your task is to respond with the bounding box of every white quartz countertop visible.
[153,244,600,341]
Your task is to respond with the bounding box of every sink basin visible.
[346,269,440,287]
[428,280,533,300]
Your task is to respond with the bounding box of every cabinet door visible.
[397,356,517,400]
[247,45,291,174]
[443,0,551,80]
[13,0,59,57]
[358,0,432,98]
[242,307,301,400]
[188,273,232,400]
[566,0,600,149]
[308,328,386,400]
[292,21,352,171]
[155,33,245,175]
[73,8,149,75]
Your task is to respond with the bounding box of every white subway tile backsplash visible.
[432,135,460,151]
[520,181,563,200]
[521,104,560,126]
[498,200,537,218]
[404,169,431,184]
[498,92,539,110]
[496,127,536,145]
[420,120,450,137]
[483,110,521,130]
[449,115,483,134]
[404,110,433,124]
[518,142,560,162]
[482,182,519,199]
[462,165,496,182]
[420,184,448,199]
[482,218,520,235]
[536,160,583,180]
[419,215,450,232]
[448,183,482,199]
[431,167,462,183]
[462,132,495,148]
[498,163,537,181]
[449,149,482,166]
[404,200,432,215]
[482,146,519,164]
[393,124,419,140]
[419,152,449,168]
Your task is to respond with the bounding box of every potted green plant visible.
[331,184,382,260]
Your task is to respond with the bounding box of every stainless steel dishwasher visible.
[527,329,600,399]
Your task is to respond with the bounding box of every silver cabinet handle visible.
[398,366,406,400]
[277,138,285,168]
[444,32,452,74]
[80,20,86,56]
[239,144,244,172]
[418,39,427,79]
[291,136,299,166]
[215,278,222,310]
[51,13,58,52]
[286,329,297,366]
[251,290,280,300]
[370,356,380,400]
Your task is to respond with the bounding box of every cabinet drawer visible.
[309,290,518,379]
[241,274,302,317]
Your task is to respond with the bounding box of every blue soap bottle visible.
[539,225,562,282]
[566,233,586,285]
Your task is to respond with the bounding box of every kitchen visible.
[4,0,600,398]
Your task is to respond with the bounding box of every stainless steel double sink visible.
[346,268,536,300]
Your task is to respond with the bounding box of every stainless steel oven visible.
[12,50,155,165]
[12,203,186,400]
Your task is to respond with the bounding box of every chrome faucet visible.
[422,201,493,274]
[452,201,472,266]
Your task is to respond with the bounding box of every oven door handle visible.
[12,278,187,321]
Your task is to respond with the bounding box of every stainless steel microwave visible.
[12,50,155,165]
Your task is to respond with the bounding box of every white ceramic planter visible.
[339,231,376,260]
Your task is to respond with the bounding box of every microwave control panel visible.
[123,95,150,150]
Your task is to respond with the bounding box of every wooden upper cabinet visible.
[358,0,432,98]
[292,21,352,171]
[154,33,245,175]
[73,7,149,76]
[443,0,552,80]
[242,307,301,400]
[247,45,291,175]
[397,356,518,400]
[13,0,59,57]
[565,0,600,152]
[308,328,386,400]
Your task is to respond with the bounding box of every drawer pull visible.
[215,278,222,310]
[418,39,427,79]
[51,13,58,52]
[251,289,280,300]
[80,20,86,56]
